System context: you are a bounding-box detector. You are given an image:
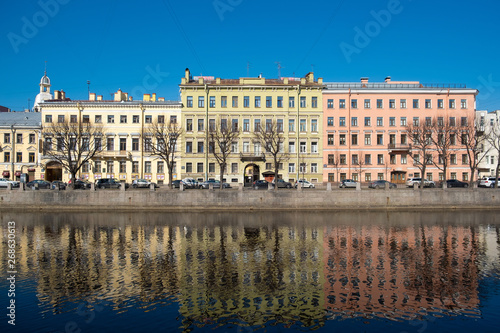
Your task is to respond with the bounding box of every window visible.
[254,119,261,132]
[244,96,249,108]
[364,99,371,108]
[289,163,295,173]
[327,99,334,108]
[186,119,193,131]
[132,138,139,151]
[69,115,77,123]
[352,154,359,165]
[197,141,204,153]
[107,115,114,123]
[425,99,432,108]
[4,152,10,163]
[185,162,192,173]
[400,117,407,126]
[351,99,357,109]
[58,115,65,123]
[255,96,261,108]
[208,119,215,132]
[277,96,283,108]
[197,163,204,173]
[311,142,318,153]
[437,117,444,127]
[119,161,126,173]
[389,99,395,108]
[462,154,469,164]
[450,154,457,164]
[45,115,52,123]
[158,115,165,124]
[289,141,296,153]
[16,133,22,144]
[209,163,215,173]
[449,99,455,108]
[327,117,334,126]
[94,115,101,123]
[327,134,334,146]
[300,141,306,153]
[198,119,204,131]
[266,162,272,170]
[107,161,114,174]
[339,134,346,145]
[340,154,346,164]
[364,117,371,126]
[186,141,192,153]
[311,163,318,173]
[377,134,383,145]
[141,161,150,174]
[231,141,238,153]
[426,154,433,165]
[437,99,444,108]
[107,137,114,151]
[401,134,407,144]
[289,97,295,108]
[377,154,384,165]
[243,119,250,132]
[143,137,151,152]
[376,99,383,108]
[311,119,318,132]
[119,138,126,151]
[254,142,261,155]
[365,154,371,165]
[413,117,419,126]
[413,99,419,108]
[449,117,456,127]
[461,117,468,127]
[266,96,272,108]
[340,117,346,127]
[450,133,456,145]
[377,117,383,126]
[339,99,346,109]
[328,154,335,165]
[232,96,238,108]
[29,133,35,144]
[364,134,371,145]
[198,96,205,108]
[187,96,193,107]
[243,142,249,153]
[401,154,407,164]
[300,97,306,108]
[425,117,431,126]
[232,119,239,132]
[351,134,358,145]
[277,119,284,132]
[221,96,227,108]
[312,97,318,108]
[289,119,295,132]
[400,99,407,108]
[461,99,467,109]
[209,96,216,108]
[390,155,396,164]
[351,117,358,127]
[389,117,395,126]
[170,115,177,124]
[94,138,101,151]
[300,119,306,132]
[16,152,22,162]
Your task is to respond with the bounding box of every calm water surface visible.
[1,211,499,333]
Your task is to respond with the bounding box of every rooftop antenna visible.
[44,60,47,75]
[311,64,315,73]
[27,98,31,111]
[87,80,90,100]
[246,61,251,77]
[275,61,283,79]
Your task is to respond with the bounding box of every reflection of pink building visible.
[322,78,478,184]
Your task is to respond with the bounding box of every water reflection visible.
[1,211,499,331]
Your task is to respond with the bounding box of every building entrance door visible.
[244,164,260,187]
[391,171,406,184]
[45,162,63,181]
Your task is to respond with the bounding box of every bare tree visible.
[461,119,490,186]
[208,118,240,190]
[429,116,454,184]
[486,124,500,187]
[406,119,434,189]
[329,151,343,185]
[144,120,182,189]
[42,120,106,187]
[253,119,289,191]
[353,152,366,184]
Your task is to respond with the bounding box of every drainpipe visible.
[205,84,209,181]
[11,125,15,180]
[77,102,83,179]
[140,103,145,179]
[296,85,301,182]
[348,88,351,179]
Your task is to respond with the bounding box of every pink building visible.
[322,77,478,185]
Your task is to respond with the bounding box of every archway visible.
[45,161,63,182]
[244,164,260,187]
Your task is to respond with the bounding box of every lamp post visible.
[10,125,15,180]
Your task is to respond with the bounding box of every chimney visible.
[129,96,133,101]
[185,68,190,81]
[114,89,122,101]
[143,94,151,102]
[152,93,156,102]
[60,90,66,100]
[318,77,323,84]
[360,77,369,84]
[158,97,165,102]
[385,76,391,83]
[89,92,96,101]
[97,95,103,101]
[124,92,128,100]
[305,72,314,83]
[54,90,60,100]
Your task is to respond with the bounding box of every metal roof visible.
[0,112,42,128]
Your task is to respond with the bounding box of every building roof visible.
[39,100,182,107]
[0,112,42,128]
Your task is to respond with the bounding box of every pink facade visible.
[322,78,478,184]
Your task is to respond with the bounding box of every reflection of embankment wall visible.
[1,189,500,211]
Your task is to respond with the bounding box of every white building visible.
[476,110,500,178]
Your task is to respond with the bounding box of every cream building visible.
[476,110,500,178]
[39,88,182,184]
[179,68,324,186]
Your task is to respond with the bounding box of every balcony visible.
[240,153,266,162]
[97,150,129,158]
[388,143,411,153]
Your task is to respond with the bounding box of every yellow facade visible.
[179,69,324,185]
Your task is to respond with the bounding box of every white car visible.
[479,177,500,188]
[295,180,315,188]
[0,178,20,188]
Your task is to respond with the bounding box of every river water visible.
[1,211,499,333]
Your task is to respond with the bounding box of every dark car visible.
[439,179,469,188]
[68,179,91,189]
[273,178,292,189]
[170,180,185,188]
[369,180,397,189]
[253,180,274,190]
[26,180,51,189]
[51,180,67,190]
[95,178,128,189]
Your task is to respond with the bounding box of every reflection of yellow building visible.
[38,87,181,183]
[0,112,42,181]
[179,69,324,185]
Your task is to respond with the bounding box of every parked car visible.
[26,180,52,189]
[479,177,500,188]
[200,179,231,189]
[253,180,274,190]
[273,178,292,188]
[438,179,469,188]
[132,179,159,189]
[68,179,92,189]
[295,180,315,188]
[95,178,128,189]
[182,178,200,189]
[51,180,67,190]
[0,178,20,188]
[369,180,397,189]
[170,180,185,188]
[339,179,358,188]
[405,177,436,188]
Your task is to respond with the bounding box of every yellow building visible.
[179,68,324,186]
[0,111,42,181]
[39,88,182,184]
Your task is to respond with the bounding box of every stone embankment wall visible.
[1,187,499,211]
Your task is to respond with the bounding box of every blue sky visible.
[1,0,499,111]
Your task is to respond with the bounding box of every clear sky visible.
[1,0,499,111]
